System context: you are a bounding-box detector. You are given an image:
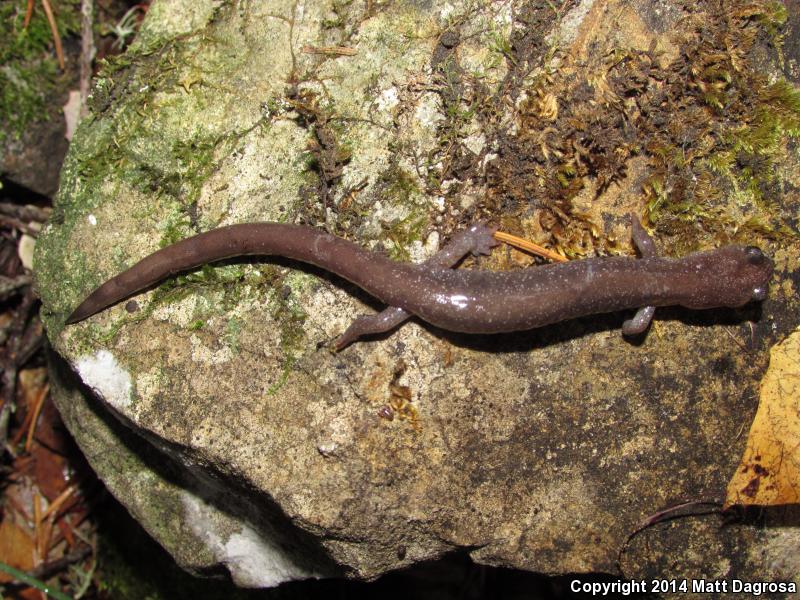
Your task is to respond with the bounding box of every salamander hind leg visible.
[336,223,499,350]
[622,305,656,336]
[335,306,411,350]
[626,215,657,335]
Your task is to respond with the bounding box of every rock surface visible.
[36,0,800,588]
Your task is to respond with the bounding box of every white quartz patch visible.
[182,493,320,588]
[74,350,133,412]
[376,86,399,111]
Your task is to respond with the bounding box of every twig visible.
[40,0,65,70]
[80,0,95,117]
[35,487,77,570]
[57,517,75,548]
[0,203,52,223]
[42,485,75,520]
[34,490,44,560]
[0,275,33,301]
[0,215,41,236]
[25,384,50,452]
[302,45,358,56]
[27,545,92,582]
[24,0,35,27]
[1,289,41,453]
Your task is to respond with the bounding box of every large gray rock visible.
[35,0,800,589]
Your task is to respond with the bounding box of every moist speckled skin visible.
[66,222,773,339]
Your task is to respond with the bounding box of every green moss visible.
[158,208,194,247]
[383,165,420,200]
[487,27,516,67]
[263,273,308,395]
[631,2,800,248]
[656,77,800,239]
[752,0,788,58]
[0,0,81,141]
[170,135,224,200]
[224,316,243,353]
[384,211,428,261]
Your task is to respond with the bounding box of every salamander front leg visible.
[335,223,499,349]
[423,222,499,268]
[630,214,656,258]
[625,214,657,335]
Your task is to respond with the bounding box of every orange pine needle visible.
[42,485,75,520]
[33,490,43,560]
[302,45,357,56]
[24,0,35,27]
[25,384,49,452]
[41,515,55,562]
[493,230,568,263]
[11,403,34,446]
[57,517,76,548]
[40,0,65,70]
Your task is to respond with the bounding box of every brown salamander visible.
[66,215,773,348]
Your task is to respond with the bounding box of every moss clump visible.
[640,3,800,249]
[0,0,80,142]
[223,316,243,353]
[384,210,428,261]
[485,0,799,256]
[263,272,308,395]
[696,79,800,218]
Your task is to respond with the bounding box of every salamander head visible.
[682,245,773,309]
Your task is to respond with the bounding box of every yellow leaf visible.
[725,329,800,507]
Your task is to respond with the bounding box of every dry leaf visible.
[725,329,800,507]
[63,90,82,141]
[0,519,35,582]
[18,234,36,270]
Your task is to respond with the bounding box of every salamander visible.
[66,215,773,348]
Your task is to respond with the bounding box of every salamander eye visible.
[745,246,765,265]
[752,286,767,301]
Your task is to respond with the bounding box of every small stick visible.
[27,545,91,582]
[33,491,44,561]
[79,0,95,117]
[39,488,76,564]
[302,45,357,56]
[57,518,75,548]
[493,230,568,263]
[42,485,75,520]
[24,0,35,27]
[25,384,50,452]
[40,0,65,70]
[0,202,52,223]
[0,215,41,236]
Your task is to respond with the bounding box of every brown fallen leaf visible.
[725,329,800,508]
[0,519,35,582]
